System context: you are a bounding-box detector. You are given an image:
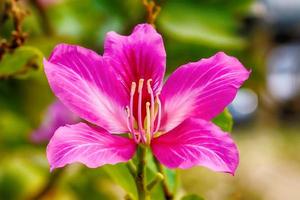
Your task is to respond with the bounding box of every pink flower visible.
[44,24,250,174]
[38,0,63,8]
[31,100,79,143]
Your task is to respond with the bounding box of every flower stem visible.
[136,145,148,200]
[127,160,137,177]
[154,158,174,200]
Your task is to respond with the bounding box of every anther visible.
[131,82,136,95]
[138,79,144,93]
[147,79,152,93]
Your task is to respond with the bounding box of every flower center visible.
[125,79,162,145]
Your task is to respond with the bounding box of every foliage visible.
[213,109,233,132]
[0,46,43,78]
[181,194,205,200]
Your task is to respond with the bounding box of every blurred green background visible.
[1,0,300,199]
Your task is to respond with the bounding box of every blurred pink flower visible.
[44,24,250,174]
[38,0,63,7]
[31,100,79,143]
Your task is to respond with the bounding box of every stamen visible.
[147,79,155,136]
[129,82,138,142]
[131,82,136,95]
[126,106,138,143]
[138,79,146,143]
[154,95,162,133]
[145,102,151,145]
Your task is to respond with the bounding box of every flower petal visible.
[160,52,250,132]
[47,122,137,171]
[104,23,166,94]
[31,100,79,143]
[44,44,129,133]
[151,118,239,175]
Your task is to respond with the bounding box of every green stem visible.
[136,145,148,200]
[30,168,63,200]
[154,158,174,200]
[127,160,137,177]
[147,172,164,191]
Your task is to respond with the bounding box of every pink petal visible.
[44,44,129,133]
[47,122,136,171]
[160,52,250,132]
[151,118,239,175]
[31,100,79,143]
[103,23,166,95]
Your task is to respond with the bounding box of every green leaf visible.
[162,167,177,193]
[212,108,233,132]
[0,46,43,78]
[67,168,118,200]
[102,163,138,200]
[159,2,247,49]
[181,194,205,200]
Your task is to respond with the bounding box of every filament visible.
[154,95,162,133]
[145,102,151,144]
[125,106,137,143]
[147,79,155,136]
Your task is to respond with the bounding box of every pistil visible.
[138,79,146,143]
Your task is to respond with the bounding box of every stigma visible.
[125,79,162,145]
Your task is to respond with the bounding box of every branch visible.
[29,0,53,35]
[142,0,161,26]
[127,160,137,177]
[147,172,164,191]
[0,0,28,60]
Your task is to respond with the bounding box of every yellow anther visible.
[138,79,144,93]
[130,82,136,95]
[147,79,152,93]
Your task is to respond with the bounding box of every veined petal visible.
[44,44,129,133]
[151,118,239,175]
[104,23,166,95]
[47,122,137,171]
[31,100,79,143]
[160,52,250,132]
